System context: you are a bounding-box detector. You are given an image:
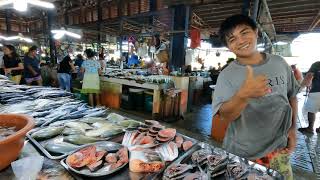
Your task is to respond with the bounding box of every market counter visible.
[100,76,189,119]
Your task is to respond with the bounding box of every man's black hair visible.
[219,14,257,46]
[29,45,38,52]
[84,48,95,58]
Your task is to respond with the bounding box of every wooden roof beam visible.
[308,10,320,31]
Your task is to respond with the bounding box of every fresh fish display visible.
[63,135,105,145]
[65,142,128,176]
[80,117,107,124]
[65,122,93,132]
[100,129,124,138]
[31,126,65,140]
[85,126,122,137]
[118,120,141,128]
[44,142,79,154]
[92,121,116,129]
[83,109,107,118]
[62,128,85,135]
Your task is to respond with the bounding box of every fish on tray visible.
[45,142,80,154]
[129,149,165,173]
[66,145,128,173]
[62,127,85,135]
[118,120,141,128]
[31,126,65,140]
[63,135,105,145]
[80,117,107,124]
[100,128,124,138]
[65,122,93,132]
[163,164,194,179]
[85,126,123,137]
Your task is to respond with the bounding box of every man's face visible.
[31,50,37,57]
[225,24,258,58]
[3,47,11,55]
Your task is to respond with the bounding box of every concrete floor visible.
[118,92,319,179]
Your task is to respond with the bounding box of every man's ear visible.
[255,29,259,37]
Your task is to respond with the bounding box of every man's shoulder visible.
[267,53,286,62]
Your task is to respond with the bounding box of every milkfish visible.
[85,126,120,137]
[31,126,65,140]
[44,142,79,154]
[62,128,84,135]
[63,135,105,145]
[65,122,93,132]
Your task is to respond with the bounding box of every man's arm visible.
[219,93,249,124]
[219,66,270,123]
[289,96,298,129]
[287,96,297,153]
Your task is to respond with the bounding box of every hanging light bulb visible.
[51,29,81,39]
[53,32,64,39]
[13,0,27,11]
[0,0,54,11]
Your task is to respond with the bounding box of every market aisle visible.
[297,92,320,179]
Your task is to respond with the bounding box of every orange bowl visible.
[0,114,35,171]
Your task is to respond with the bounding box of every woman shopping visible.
[81,49,102,106]
[57,55,75,91]
[23,46,42,86]
[3,45,24,84]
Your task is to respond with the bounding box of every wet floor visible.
[118,92,319,179]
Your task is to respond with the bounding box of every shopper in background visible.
[57,55,75,92]
[2,45,24,84]
[0,46,4,75]
[298,61,320,134]
[74,54,84,68]
[212,14,299,180]
[291,64,303,84]
[217,62,222,71]
[81,49,102,106]
[98,47,106,73]
[23,45,42,86]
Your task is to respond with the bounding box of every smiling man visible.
[212,15,299,179]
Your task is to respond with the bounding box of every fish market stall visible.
[0,78,283,179]
[100,74,189,119]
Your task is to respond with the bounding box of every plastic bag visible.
[11,156,44,180]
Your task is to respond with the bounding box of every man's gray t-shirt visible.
[212,53,300,160]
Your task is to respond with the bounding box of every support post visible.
[97,0,102,47]
[251,0,260,20]
[242,0,250,16]
[5,9,11,34]
[170,5,190,70]
[47,11,56,65]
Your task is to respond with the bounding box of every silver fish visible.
[44,142,79,154]
[83,109,106,118]
[118,120,141,128]
[100,128,124,138]
[63,135,105,145]
[31,126,65,140]
[92,121,115,129]
[80,117,106,124]
[65,122,93,132]
[85,125,121,137]
[62,128,84,135]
